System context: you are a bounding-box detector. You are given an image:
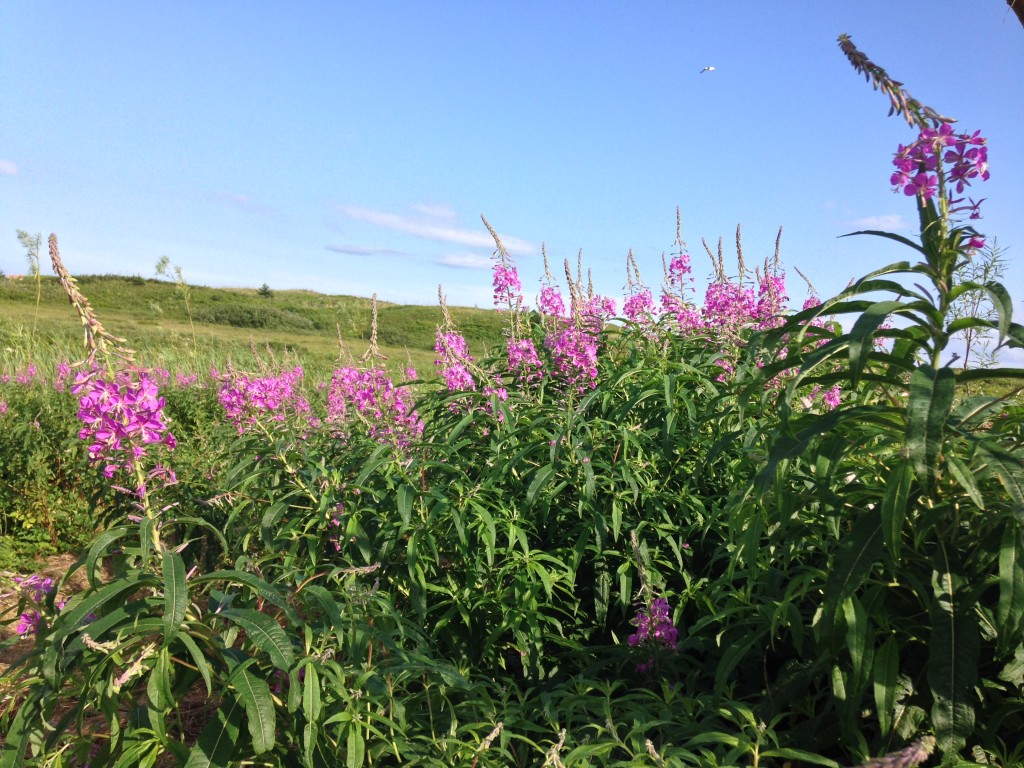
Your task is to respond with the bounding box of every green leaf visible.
[946,454,985,510]
[760,749,839,767]
[218,609,295,670]
[906,365,955,494]
[928,553,980,754]
[873,637,899,737]
[396,483,414,529]
[982,280,1013,341]
[525,464,556,509]
[843,595,873,701]
[53,575,161,646]
[162,551,188,643]
[840,230,927,257]
[346,726,365,768]
[302,584,347,648]
[146,647,174,712]
[184,695,245,768]
[848,300,903,386]
[178,632,213,696]
[997,522,1024,645]
[880,460,913,561]
[85,526,134,588]
[194,571,299,624]
[821,507,882,639]
[231,667,276,755]
[978,445,1024,508]
[0,691,40,768]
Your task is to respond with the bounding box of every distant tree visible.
[258,283,273,299]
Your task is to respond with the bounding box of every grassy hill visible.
[0,273,507,376]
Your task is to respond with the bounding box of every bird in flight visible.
[699,66,716,74]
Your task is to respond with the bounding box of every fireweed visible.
[217,365,310,433]
[72,367,178,493]
[324,366,423,449]
[628,597,680,674]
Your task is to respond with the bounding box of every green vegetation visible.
[1,36,1022,768]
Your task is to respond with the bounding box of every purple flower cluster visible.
[73,369,177,479]
[547,326,599,394]
[492,263,523,309]
[628,597,679,673]
[217,366,310,433]
[891,125,989,248]
[325,366,423,447]
[891,124,988,200]
[539,286,566,319]
[623,288,656,324]
[434,331,476,392]
[507,338,543,385]
[11,574,63,637]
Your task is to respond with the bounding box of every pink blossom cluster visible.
[53,361,73,392]
[660,254,702,331]
[434,331,476,392]
[507,338,543,385]
[11,574,64,637]
[547,325,599,394]
[891,125,988,249]
[703,282,757,334]
[539,286,566,319]
[755,274,788,329]
[175,373,200,388]
[217,366,310,433]
[579,295,618,333]
[492,263,523,309]
[891,124,988,200]
[623,288,656,324]
[73,369,178,479]
[628,596,679,673]
[325,366,423,447]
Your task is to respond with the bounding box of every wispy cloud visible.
[215,192,277,218]
[334,203,536,255]
[846,214,911,231]
[326,244,405,256]
[435,252,492,269]
[0,159,18,176]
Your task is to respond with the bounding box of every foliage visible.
[0,37,1022,768]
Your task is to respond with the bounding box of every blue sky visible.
[2,2,1022,321]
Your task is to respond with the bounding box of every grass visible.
[0,274,507,376]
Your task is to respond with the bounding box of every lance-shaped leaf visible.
[184,695,245,768]
[873,636,900,737]
[218,609,295,670]
[163,551,188,643]
[820,507,883,642]
[881,460,913,561]
[998,522,1024,648]
[906,365,955,494]
[928,554,980,754]
[231,666,276,755]
[848,300,903,386]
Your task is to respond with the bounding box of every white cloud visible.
[0,159,18,176]
[435,252,492,269]
[334,203,536,255]
[407,202,458,222]
[326,244,404,256]
[846,214,911,231]
[214,192,276,218]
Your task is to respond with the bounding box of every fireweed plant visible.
[732,36,1024,762]
[1,39,1022,768]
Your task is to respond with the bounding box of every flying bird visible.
[699,66,716,74]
